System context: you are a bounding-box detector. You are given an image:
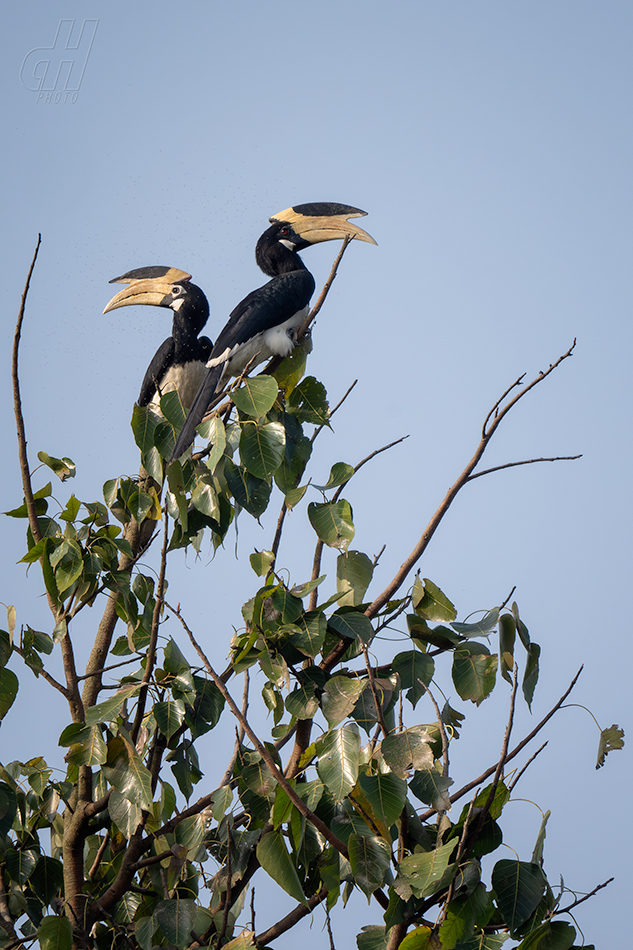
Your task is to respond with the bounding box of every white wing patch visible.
[205,306,309,383]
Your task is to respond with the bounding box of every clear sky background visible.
[2,2,631,947]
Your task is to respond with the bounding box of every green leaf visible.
[452,643,498,705]
[392,650,435,708]
[0,627,12,668]
[131,403,162,454]
[155,700,187,740]
[199,414,226,471]
[358,771,408,828]
[287,375,329,424]
[381,727,435,776]
[357,926,388,950]
[336,550,373,607]
[209,785,233,820]
[0,782,17,835]
[314,461,355,491]
[5,848,38,884]
[289,611,327,657]
[522,642,540,710]
[109,789,142,838]
[321,676,366,727]
[0,667,18,721]
[328,610,374,643]
[49,538,83,592]
[286,683,319,719]
[104,735,153,810]
[518,920,576,950]
[452,608,499,637]
[191,480,220,520]
[413,578,457,622]
[394,839,457,900]
[225,459,272,518]
[491,859,547,934]
[531,809,550,865]
[59,494,81,523]
[285,483,308,508]
[37,451,75,482]
[348,833,391,896]
[160,390,188,429]
[62,724,107,767]
[250,549,275,576]
[499,613,516,684]
[317,724,361,800]
[37,916,72,950]
[240,420,286,479]
[257,830,307,904]
[409,769,454,812]
[232,375,279,417]
[84,685,140,726]
[30,855,64,904]
[308,499,355,552]
[154,898,198,948]
[596,723,625,768]
[399,927,434,950]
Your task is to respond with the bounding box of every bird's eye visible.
[172,285,183,295]
[280,227,290,235]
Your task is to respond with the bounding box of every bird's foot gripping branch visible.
[1,238,624,950]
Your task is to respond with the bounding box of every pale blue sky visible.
[2,3,632,946]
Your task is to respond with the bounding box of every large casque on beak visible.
[103,267,191,314]
[270,202,377,246]
[103,278,181,314]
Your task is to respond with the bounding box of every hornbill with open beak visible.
[103,266,213,410]
[170,202,376,461]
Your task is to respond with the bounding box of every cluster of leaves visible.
[1,348,624,950]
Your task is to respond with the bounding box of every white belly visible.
[150,361,209,411]
[207,307,308,380]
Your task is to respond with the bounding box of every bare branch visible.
[467,455,582,482]
[365,343,577,621]
[132,511,169,745]
[255,886,328,946]
[506,742,548,792]
[12,235,43,546]
[168,605,350,860]
[419,666,583,820]
[556,877,614,916]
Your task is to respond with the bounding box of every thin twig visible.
[12,235,43,547]
[132,511,169,745]
[423,684,450,779]
[556,877,614,916]
[469,665,518,840]
[255,886,328,946]
[419,667,583,821]
[467,455,582,481]
[364,343,577,622]
[507,742,548,792]
[168,605,350,859]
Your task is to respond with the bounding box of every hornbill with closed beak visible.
[170,202,376,461]
[103,266,213,410]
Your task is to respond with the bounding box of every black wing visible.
[170,272,315,461]
[138,337,174,406]
[211,271,315,358]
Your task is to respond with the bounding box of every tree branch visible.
[365,343,577,621]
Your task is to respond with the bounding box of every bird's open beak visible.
[103,278,178,314]
[270,203,377,246]
[103,267,191,313]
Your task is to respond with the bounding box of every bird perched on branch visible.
[103,266,213,411]
[170,202,376,461]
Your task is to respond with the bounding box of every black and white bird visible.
[103,266,213,411]
[170,202,376,460]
